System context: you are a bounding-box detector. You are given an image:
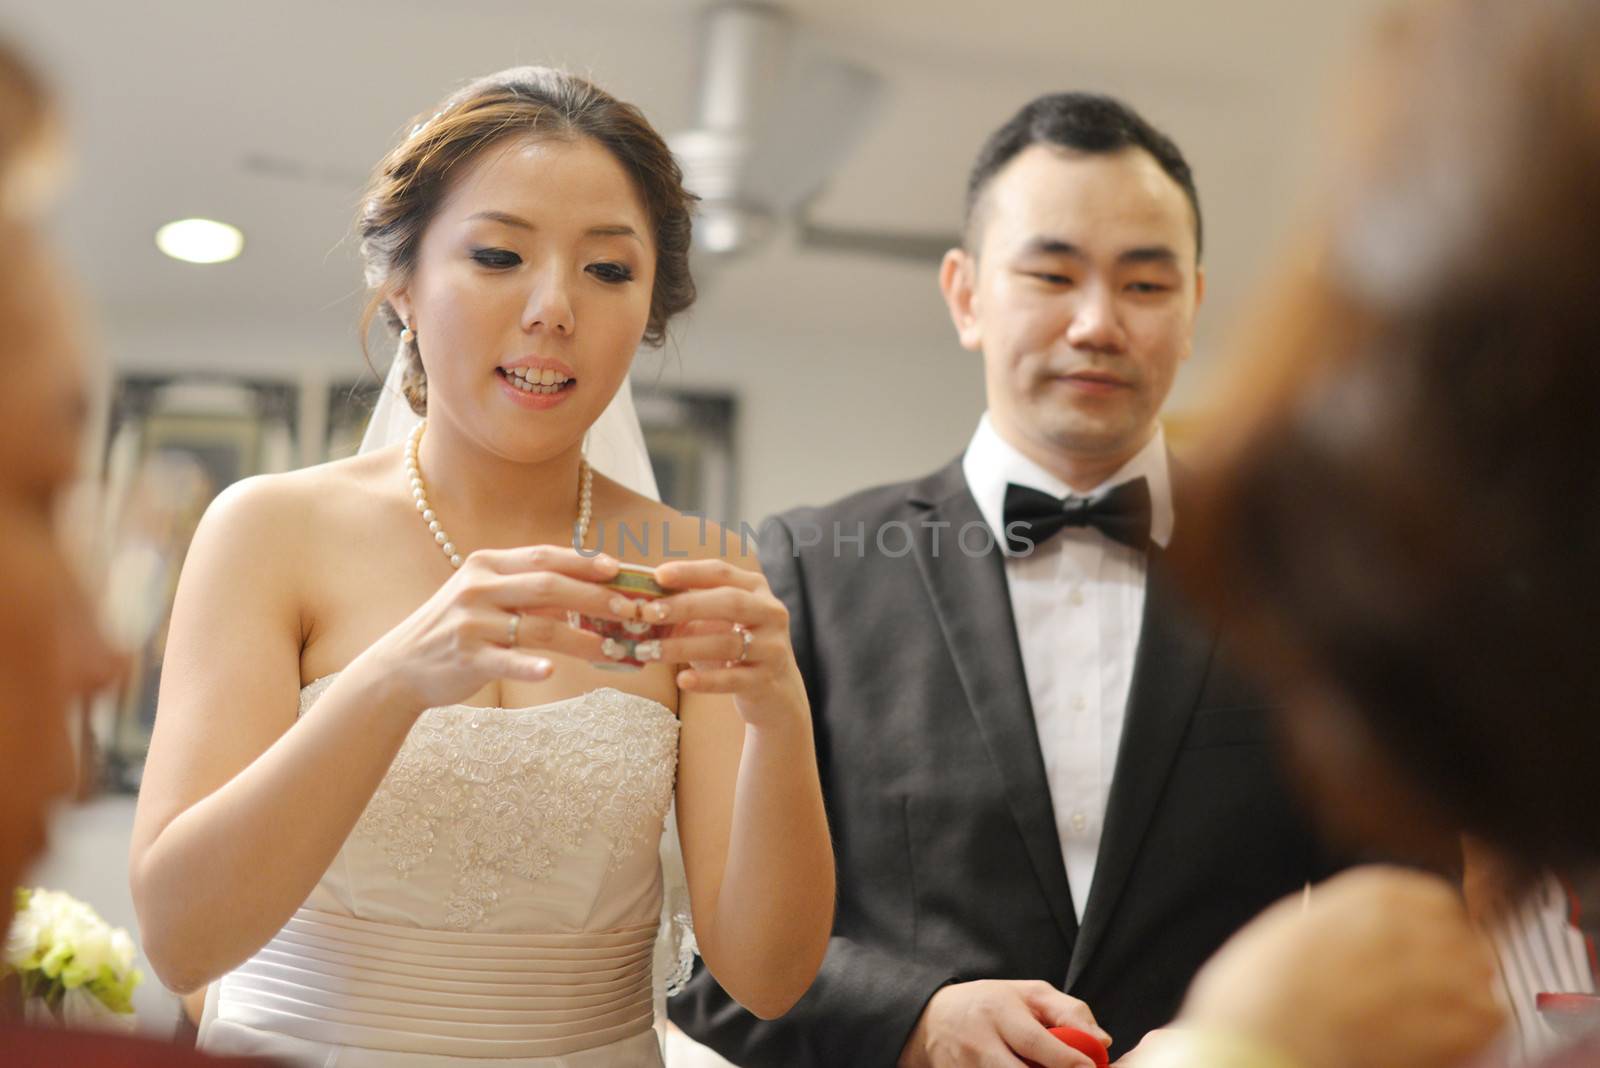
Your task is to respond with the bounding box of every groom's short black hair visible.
[964,92,1202,259]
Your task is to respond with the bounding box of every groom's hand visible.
[898,979,1111,1068]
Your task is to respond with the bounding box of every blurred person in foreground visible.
[1122,1,1600,1066]
[0,38,276,1067]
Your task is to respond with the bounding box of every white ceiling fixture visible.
[154,218,244,265]
[670,1,958,264]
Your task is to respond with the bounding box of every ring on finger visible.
[506,612,522,647]
[734,623,753,663]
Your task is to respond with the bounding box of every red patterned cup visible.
[578,562,672,671]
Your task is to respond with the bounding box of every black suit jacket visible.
[671,458,1339,1065]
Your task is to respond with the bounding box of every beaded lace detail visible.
[299,676,680,930]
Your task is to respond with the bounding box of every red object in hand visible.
[1535,993,1600,1040]
[1021,1025,1110,1068]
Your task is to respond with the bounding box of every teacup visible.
[577,562,672,671]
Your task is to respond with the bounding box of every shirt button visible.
[1071,695,1087,713]
[1071,811,1088,832]
[1068,589,1085,607]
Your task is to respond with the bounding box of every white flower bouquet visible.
[4,888,142,1030]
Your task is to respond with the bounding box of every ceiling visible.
[5,0,1393,399]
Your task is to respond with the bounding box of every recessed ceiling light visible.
[155,218,243,264]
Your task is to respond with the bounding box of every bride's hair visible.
[358,67,697,415]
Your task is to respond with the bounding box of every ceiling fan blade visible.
[795,214,959,264]
[739,51,885,213]
[670,2,890,257]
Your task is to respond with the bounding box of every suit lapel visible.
[1065,548,1215,988]
[907,461,1080,948]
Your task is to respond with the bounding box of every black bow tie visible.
[1002,477,1153,555]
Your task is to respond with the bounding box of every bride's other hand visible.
[656,547,832,1020]
[646,559,807,727]
[358,546,635,711]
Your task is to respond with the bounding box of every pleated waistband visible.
[215,908,658,1058]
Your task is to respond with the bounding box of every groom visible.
[672,93,1341,1065]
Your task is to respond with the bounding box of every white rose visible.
[70,922,115,977]
[9,889,141,1010]
[32,889,79,943]
[4,907,42,966]
[49,902,91,950]
[109,929,136,975]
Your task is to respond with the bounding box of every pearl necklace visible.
[405,420,593,569]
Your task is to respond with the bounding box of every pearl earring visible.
[400,324,416,345]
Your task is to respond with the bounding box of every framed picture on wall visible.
[634,386,737,523]
[98,376,298,793]
[140,413,263,494]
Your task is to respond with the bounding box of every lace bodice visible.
[198,677,684,1066]
[297,674,681,934]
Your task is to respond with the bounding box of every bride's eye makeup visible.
[470,247,522,269]
[587,261,634,284]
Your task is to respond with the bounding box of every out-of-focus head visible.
[0,40,120,900]
[0,38,59,220]
[940,93,1205,484]
[1182,0,1600,876]
[357,67,695,462]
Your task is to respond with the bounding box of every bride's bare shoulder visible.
[193,447,403,553]
[590,473,762,570]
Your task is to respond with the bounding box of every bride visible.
[128,67,834,1067]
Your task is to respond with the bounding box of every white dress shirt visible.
[962,413,1175,920]
[1488,872,1598,1061]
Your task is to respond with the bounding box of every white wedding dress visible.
[196,672,683,1067]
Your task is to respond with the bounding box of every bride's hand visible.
[357,547,637,713]
[644,559,807,728]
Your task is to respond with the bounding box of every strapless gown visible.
[197,674,681,1067]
